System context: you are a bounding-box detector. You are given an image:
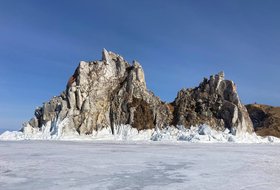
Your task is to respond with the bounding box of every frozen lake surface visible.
[1,141,280,190]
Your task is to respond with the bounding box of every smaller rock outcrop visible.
[172,72,253,135]
[246,104,280,138]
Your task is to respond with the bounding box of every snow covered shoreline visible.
[1,125,279,143]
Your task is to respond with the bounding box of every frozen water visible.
[1,125,279,143]
[0,141,280,190]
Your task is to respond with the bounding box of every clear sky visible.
[0,0,280,132]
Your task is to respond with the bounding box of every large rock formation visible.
[246,104,280,138]
[22,49,253,137]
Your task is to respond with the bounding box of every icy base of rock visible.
[1,124,279,143]
[151,125,280,143]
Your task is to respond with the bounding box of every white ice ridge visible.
[0,121,279,143]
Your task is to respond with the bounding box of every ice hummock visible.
[0,123,279,143]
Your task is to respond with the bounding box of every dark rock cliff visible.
[246,104,280,138]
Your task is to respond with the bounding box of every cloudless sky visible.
[0,0,280,132]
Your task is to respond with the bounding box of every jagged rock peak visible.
[21,49,253,138]
[173,72,253,135]
[102,48,124,64]
[22,49,171,136]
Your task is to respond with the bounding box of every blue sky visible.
[0,0,280,131]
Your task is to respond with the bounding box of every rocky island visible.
[20,49,258,138]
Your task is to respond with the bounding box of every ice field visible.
[1,141,280,190]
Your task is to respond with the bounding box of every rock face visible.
[22,49,253,136]
[172,72,253,135]
[246,104,280,138]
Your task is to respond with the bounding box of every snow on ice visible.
[1,141,280,190]
[1,124,280,189]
